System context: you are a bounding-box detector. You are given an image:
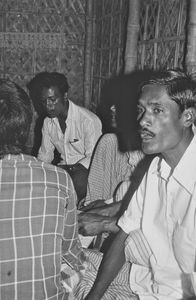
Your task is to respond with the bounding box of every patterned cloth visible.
[0,154,84,300]
[84,133,144,205]
[74,231,152,299]
[73,248,138,300]
[38,100,102,169]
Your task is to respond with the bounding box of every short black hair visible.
[27,72,69,114]
[142,69,196,112]
[0,79,32,158]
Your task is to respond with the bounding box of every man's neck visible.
[162,131,194,170]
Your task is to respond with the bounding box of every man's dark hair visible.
[97,69,159,152]
[27,72,69,114]
[0,79,32,158]
[142,69,196,112]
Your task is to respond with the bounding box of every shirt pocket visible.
[68,139,83,153]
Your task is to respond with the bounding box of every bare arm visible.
[85,229,128,300]
[78,201,122,236]
[78,212,119,236]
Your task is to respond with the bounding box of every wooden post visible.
[124,0,141,73]
[83,0,93,108]
[185,0,196,74]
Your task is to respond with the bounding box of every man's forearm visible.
[78,213,119,236]
[102,216,119,233]
[85,229,128,300]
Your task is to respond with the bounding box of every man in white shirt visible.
[27,72,102,201]
[74,69,196,300]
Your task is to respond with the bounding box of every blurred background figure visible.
[0,78,84,299]
[27,72,102,202]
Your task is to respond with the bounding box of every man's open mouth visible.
[140,130,155,141]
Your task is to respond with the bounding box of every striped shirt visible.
[0,154,84,300]
[84,133,144,205]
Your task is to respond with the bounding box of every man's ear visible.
[183,108,196,127]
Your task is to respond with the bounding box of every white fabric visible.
[38,100,102,168]
[118,135,196,300]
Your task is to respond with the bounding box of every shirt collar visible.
[127,150,145,167]
[173,134,196,193]
[149,156,171,181]
[150,134,196,193]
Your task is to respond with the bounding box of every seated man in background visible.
[27,72,102,201]
[75,69,196,300]
[0,79,84,299]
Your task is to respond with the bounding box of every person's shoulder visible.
[99,133,118,145]
[71,101,100,120]
[27,156,74,188]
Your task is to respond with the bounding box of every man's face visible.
[137,84,185,157]
[41,86,66,118]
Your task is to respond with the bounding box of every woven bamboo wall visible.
[89,0,188,111]
[0,0,86,152]
[0,0,86,104]
[90,0,129,111]
[137,0,187,69]
[0,0,190,152]
[0,0,188,109]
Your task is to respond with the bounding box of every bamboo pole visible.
[185,0,196,74]
[124,0,141,73]
[83,0,93,108]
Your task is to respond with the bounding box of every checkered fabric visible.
[0,154,84,300]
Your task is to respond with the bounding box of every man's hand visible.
[78,213,105,236]
[80,200,106,212]
[78,212,118,236]
[59,163,85,174]
[83,202,122,217]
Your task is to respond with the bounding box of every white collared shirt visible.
[38,100,102,168]
[118,135,196,299]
